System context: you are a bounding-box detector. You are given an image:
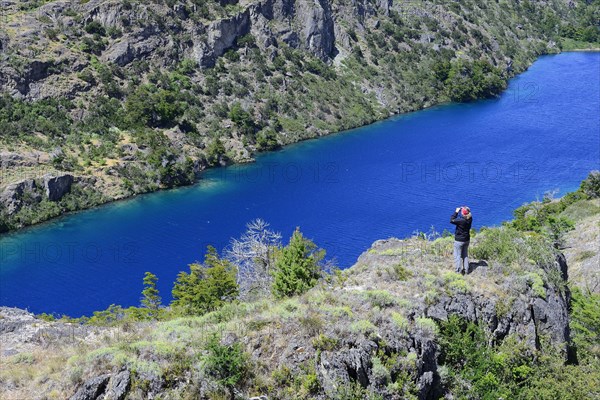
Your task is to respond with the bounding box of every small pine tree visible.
[172,246,238,315]
[580,170,600,198]
[271,228,325,298]
[141,272,161,319]
[203,334,250,400]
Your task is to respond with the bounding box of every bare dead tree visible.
[225,219,282,301]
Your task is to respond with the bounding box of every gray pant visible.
[454,240,469,274]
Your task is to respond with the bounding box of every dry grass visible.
[563,200,600,293]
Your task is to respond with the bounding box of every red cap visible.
[461,207,470,216]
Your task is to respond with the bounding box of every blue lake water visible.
[1,52,599,316]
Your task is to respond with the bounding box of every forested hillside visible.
[1,0,599,231]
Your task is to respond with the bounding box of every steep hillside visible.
[1,174,599,400]
[1,0,599,231]
[0,234,583,400]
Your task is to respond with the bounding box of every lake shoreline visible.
[0,50,555,235]
[563,48,600,52]
[2,48,599,236]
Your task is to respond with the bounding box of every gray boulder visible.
[0,151,44,168]
[101,40,134,66]
[0,179,41,214]
[318,339,377,397]
[43,174,74,201]
[103,370,131,400]
[70,374,110,400]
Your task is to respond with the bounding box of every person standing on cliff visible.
[451,206,472,275]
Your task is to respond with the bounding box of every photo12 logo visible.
[398,161,539,183]
[511,82,540,104]
[0,241,139,264]
[211,161,340,185]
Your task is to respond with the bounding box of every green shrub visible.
[472,227,556,268]
[350,319,377,337]
[364,290,397,308]
[581,171,600,198]
[415,317,438,336]
[570,287,600,363]
[203,334,250,399]
[312,333,338,351]
[228,102,255,135]
[256,128,280,151]
[525,272,546,299]
[547,215,575,247]
[171,246,238,315]
[140,272,162,319]
[389,263,412,281]
[471,227,522,265]
[371,356,391,385]
[391,312,409,331]
[84,21,106,36]
[271,362,320,398]
[271,228,325,298]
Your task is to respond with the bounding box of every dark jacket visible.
[451,211,472,242]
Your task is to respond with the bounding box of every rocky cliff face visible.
[1,0,341,99]
[1,174,76,213]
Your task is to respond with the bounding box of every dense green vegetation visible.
[171,246,239,316]
[508,171,600,246]
[203,333,251,400]
[438,313,599,400]
[570,287,600,364]
[140,272,162,320]
[441,60,507,102]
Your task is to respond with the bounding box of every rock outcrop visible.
[69,374,111,400]
[69,371,131,400]
[188,0,337,67]
[104,370,132,400]
[0,179,41,214]
[0,151,49,168]
[0,307,109,357]
[318,338,378,396]
[43,173,74,201]
[0,174,75,216]
[359,238,573,357]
